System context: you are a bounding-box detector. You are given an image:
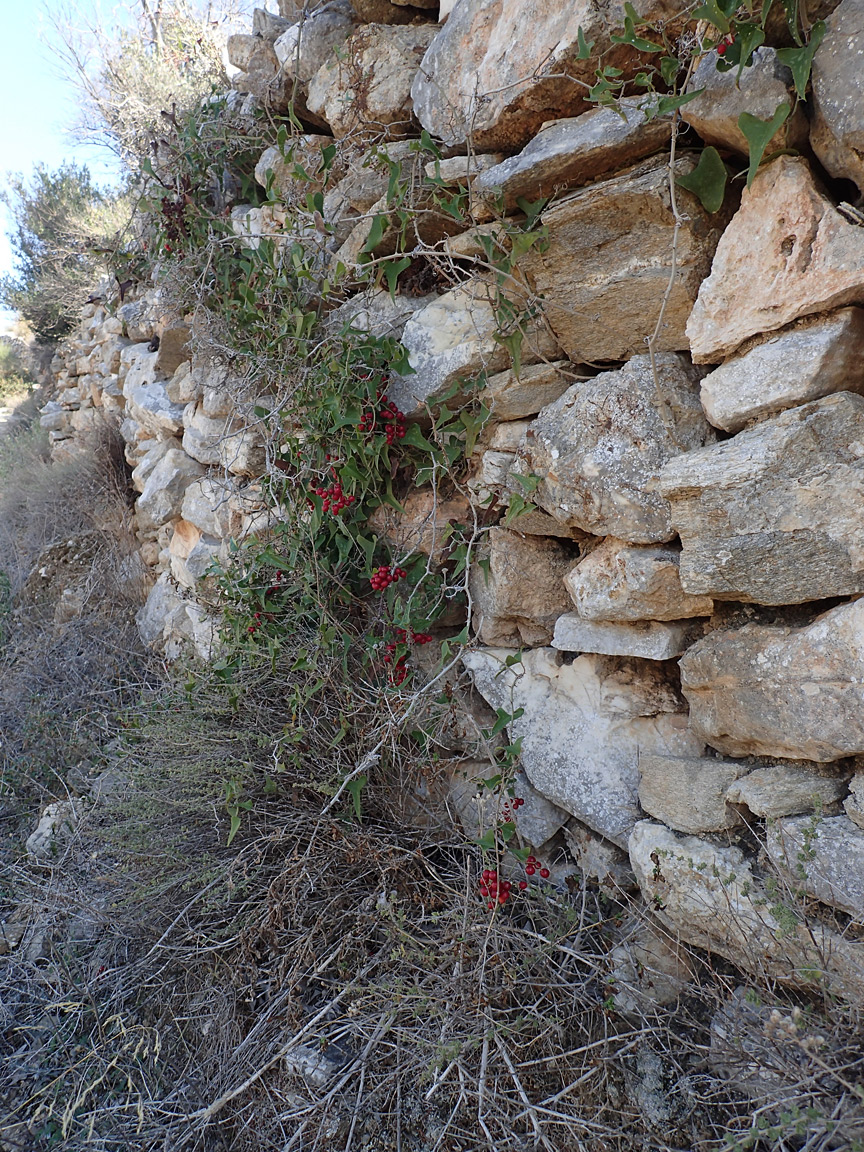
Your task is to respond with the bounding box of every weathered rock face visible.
[810,0,864,192]
[121,346,187,437]
[519,353,713,543]
[767,816,864,921]
[552,614,704,660]
[367,488,471,561]
[699,307,864,433]
[679,599,864,762]
[682,47,805,156]
[521,155,728,361]
[473,99,672,211]
[687,157,864,363]
[470,528,575,645]
[629,821,864,1002]
[136,450,207,531]
[845,772,864,829]
[463,647,703,846]
[410,0,685,150]
[637,754,747,833]
[564,538,714,621]
[480,362,577,420]
[229,36,295,112]
[307,23,435,139]
[660,392,864,606]
[182,407,266,477]
[727,763,851,818]
[274,1,356,82]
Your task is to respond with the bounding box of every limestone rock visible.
[638,754,747,833]
[564,538,714,621]
[122,348,187,437]
[169,521,224,590]
[563,818,636,893]
[552,615,704,660]
[130,436,183,494]
[307,23,436,140]
[137,571,187,647]
[767,815,864,921]
[410,0,687,151]
[467,449,515,509]
[254,135,332,198]
[387,280,559,419]
[700,307,864,433]
[367,488,470,561]
[274,1,355,82]
[727,763,851,818]
[165,361,199,405]
[350,0,431,21]
[679,598,864,762]
[511,769,570,847]
[660,392,864,605]
[230,36,295,112]
[682,47,805,156]
[519,353,713,543]
[182,407,266,477]
[470,527,575,646]
[328,286,438,342]
[505,510,589,540]
[629,820,864,1002]
[462,647,703,846]
[117,299,156,342]
[810,0,864,191]
[154,324,191,377]
[136,450,207,531]
[26,800,80,860]
[424,153,506,188]
[181,477,247,540]
[252,8,293,39]
[608,921,696,1012]
[520,155,728,361]
[687,157,864,363]
[474,99,672,211]
[845,772,864,829]
[448,762,569,846]
[480,361,577,420]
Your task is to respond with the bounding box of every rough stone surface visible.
[519,353,713,543]
[845,772,864,829]
[470,527,575,646]
[552,614,703,660]
[700,307,864,433]
[727,763,851,818]
[274,1,356,82]
[182,407,266,477]
[449,762,570,847]
[410,0,686,151]
[564,538,714,621]
[387,280,559,419]
[687,157,864,363]
[563,819,636,893]
[181,477,247,540]
[480,361,578,420]
[810,0,864,191]
[521,155,728,361]
[122,347,187,437]
[474,99,672,211]
[230,36,295,111]
[463,647,703,846]
[638,754,747,833]
[130,437,183,494]
[307,24,436,139]
[679,598,864,762]
[629,821,864,1002]
[136,450,207,531]
[767,815,864,920]
[682,47,805,156]
[367,488,471,562]
[660,392,864,606]
[154,324,191,377]
[608,921,696,1012]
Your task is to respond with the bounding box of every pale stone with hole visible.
[682,47,805,156]
[518,353,713,543]
[660,392,864,605]
[727,763,851,818]
[766,815,864,921]
[638,754,747,834]
[520,155,728,361]
[700,307,864,433]
[552,614,703,660]
[564,538,714,621]
[629,820,864,1003]
[687,157,864,362]
[463,647,703,846]
[679,598,864,762]
[810,0,864,192]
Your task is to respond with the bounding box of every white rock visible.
[727,763,851,818]
[136,449,206,531]
[552,614,703,660]
[130,437,183,494]
[638,754,747,834]
[26,801,80,860]
[766,815,864,921]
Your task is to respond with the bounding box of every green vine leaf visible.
[692,0,733,34]
[676,147,728,212]
[776,20,825,98]
[739,103,791,187]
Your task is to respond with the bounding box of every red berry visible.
[487,901,495,911]
[539,868,550,879]
[717,40,727,54]
[525,865,536,876]
[498,893,508,904]
[479,885,489,897]
[518,880,528,890]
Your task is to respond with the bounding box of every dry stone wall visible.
[42,0,864,1003]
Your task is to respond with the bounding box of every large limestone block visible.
[552,615,703,660]
[136,450,206,531]
[687,157,864,363]
[154,324,190,377]
[564,538,713,621]
[181,477,247,540]
[519,353,713,543]
[700,307,864,433]
[386,280,558,419]
[462,647,703,846]
[473,99,672,211]
[679,598,864,762]
[130,437,183,494]
[182,408,266,477]
[629,821,864,1003]
[410,0,686,151]
[682,47,805,156]
[767,815,864,921]
[727,763,851,818]
[810,0,864,191]
[169,520,224,590]
[122,348,187,438]
[274,1,355,81]
[521,155,728,361]
[229,36,295,112]
[638,754,747,833]
[660,392,864,605]
[307,23,436,139]
[480,361,576,420]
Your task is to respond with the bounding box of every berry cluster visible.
[357,392,406,446]
[500,795,525,822]
[479,868,527,910]
[716,34,734,55]
[370,565,407,592]
[381,627,432,686]
[265,570,284,596]
[311,481,355,515]
[160,190,189,248]
[523,854,550,880]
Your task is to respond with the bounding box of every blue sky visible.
[0,1,126,282]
